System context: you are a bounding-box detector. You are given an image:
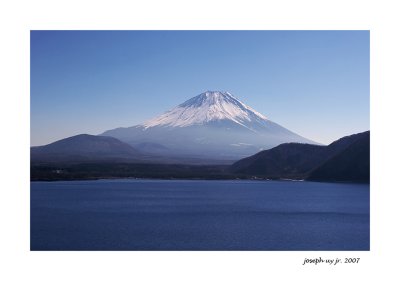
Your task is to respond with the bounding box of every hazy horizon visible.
[31,30,370,146]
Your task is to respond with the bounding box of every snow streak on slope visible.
[142,91,269,129]
[101,90,318,160]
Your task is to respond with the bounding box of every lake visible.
[30,179,369,250]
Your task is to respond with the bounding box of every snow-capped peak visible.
[141,91,269,129]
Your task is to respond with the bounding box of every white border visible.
[1,0,399,280]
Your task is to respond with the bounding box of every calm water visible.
[31,179,369,250]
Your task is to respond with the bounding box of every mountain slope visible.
[31,134,141,163]
[101,91,316,160]
[307,131,370,182]
[231,131,370,181]
[230,143,326,178]
[141,91,272,129]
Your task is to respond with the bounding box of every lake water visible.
[31,179,369,250]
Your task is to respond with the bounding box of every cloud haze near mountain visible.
[101,91,317,159]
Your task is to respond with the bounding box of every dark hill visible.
[324,130,369,156]
[230,143,326,178]
[31,134,141,163]
[307,131,370,182]
[231,131,370,181]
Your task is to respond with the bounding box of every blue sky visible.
[31,30,369,146]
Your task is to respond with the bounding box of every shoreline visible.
[30,176,370,184]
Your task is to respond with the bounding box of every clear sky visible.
[31,30,369,146]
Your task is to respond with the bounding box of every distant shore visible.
[30,162,369,183]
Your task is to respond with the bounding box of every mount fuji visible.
[101,91,317,160]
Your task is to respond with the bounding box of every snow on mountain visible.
[142,91,268,129]
[101,91,317,161]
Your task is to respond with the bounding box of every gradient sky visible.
[31,30,369,146]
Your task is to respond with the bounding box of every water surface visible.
[31,179,369,250]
